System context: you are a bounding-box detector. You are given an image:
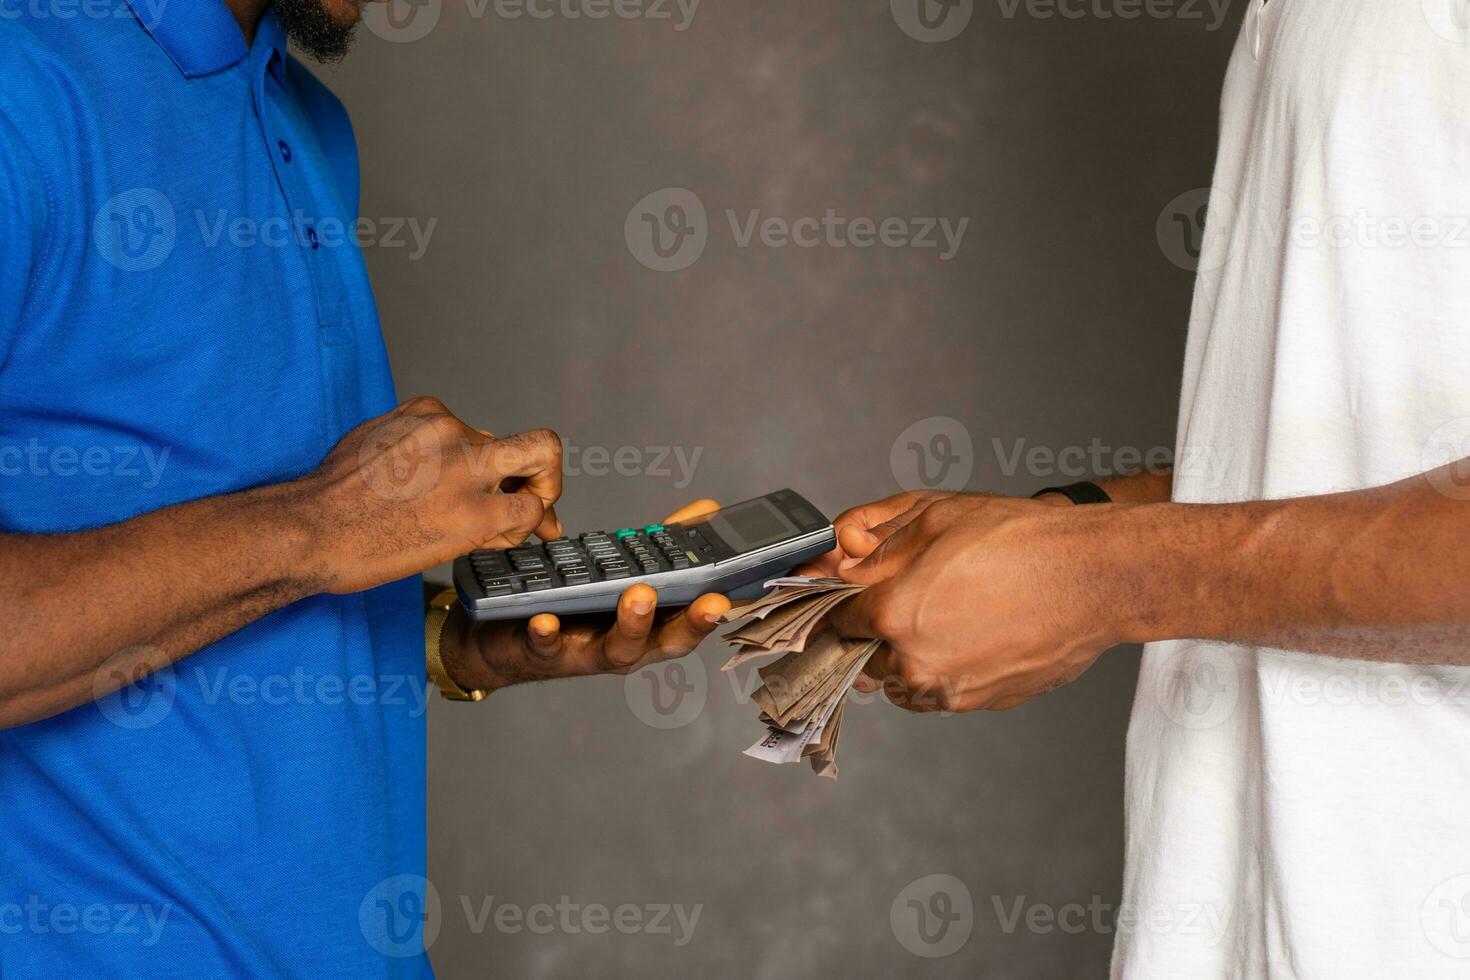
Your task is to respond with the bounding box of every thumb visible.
[836,528,915,587]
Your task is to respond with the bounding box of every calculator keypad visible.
[468,527,699,597]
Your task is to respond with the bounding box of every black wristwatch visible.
[1031,481,1112,505]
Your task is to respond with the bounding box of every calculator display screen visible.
[706,498,797,553]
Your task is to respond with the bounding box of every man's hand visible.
[825,493,1121,712]
[300,397,564,595]
[440,500,733,694]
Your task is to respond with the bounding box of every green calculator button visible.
[616,528,637,538]
[643,523,665,533]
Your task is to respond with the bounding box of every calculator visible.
[453,489,836,621]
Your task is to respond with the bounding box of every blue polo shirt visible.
[0,4,429,976]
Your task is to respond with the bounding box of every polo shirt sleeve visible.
[0,108,49,364]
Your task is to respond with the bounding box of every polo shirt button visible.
[307,227,320,250]
[278,139,292,163]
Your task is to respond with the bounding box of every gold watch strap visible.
[425,587,487,702]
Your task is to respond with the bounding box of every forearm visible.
[1097,466,1173,505]
[0,481,320,728]
[1113,467,1470,663]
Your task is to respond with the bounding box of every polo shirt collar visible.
[125,0,284,80]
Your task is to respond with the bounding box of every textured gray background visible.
[310,1,1239,975]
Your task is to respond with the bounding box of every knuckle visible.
[426,412,464,441]
[403,395,446,414]
[870,599,913,641]
[526,427,562,451]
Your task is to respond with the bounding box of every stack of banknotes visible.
[718,577,884,780]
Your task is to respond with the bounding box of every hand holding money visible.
[718,577,885,779]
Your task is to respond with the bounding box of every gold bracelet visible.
[425,587,487,702]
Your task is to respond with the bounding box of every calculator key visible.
[523,575,553,592]
[644,523,665,533]
[668,555,690,569]
[478,577,515,596]
[600,566,632,580]
[561,571,592,585]
[616,528,637,538]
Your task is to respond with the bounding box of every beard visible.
[273,0,361,63]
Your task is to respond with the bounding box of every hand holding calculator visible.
[454,490,836,621]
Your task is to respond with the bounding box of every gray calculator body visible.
[454,489,835,621]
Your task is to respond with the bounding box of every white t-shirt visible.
[1114,1,1470,976]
